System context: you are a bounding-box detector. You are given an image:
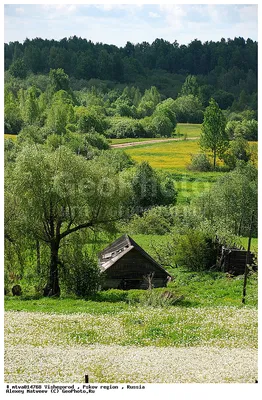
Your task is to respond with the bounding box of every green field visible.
[175,123,202,138]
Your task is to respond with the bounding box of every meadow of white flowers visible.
[4,308,257,383]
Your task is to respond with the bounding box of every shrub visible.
[127,206,176,235]
[175,229,219,272]
[225,119,258,141]
[187,153,212,172]
[222,138,250,170]
[61,248,101,298]
[106,117,146,139]
[84,130,109,150]
[96,149,135,172]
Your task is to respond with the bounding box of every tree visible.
[46,90,75,135]
[173,95,203,123]
[9,58,27,79]
[4,88,23,134]
[123,162,177,213]
[180,75,199,97]
[49,68,70,94]
[236,119,258,141]
[106,117,146,139]
[212,90,234,110]
[138,86,161,117]
[200,98,228,169]
[76,106,107,134]
[143,114,173,138]
[193,162,257,236]
[222,137,251,170]
[5,145,130,297]
[23,86,40,125]
[154,98,177,128]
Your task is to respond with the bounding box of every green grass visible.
[4,297,129,314]
[168,268,257,307]
[175,123,202,138]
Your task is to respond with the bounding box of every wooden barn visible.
[98,234,171,290]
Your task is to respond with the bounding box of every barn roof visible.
[98,234,171,276]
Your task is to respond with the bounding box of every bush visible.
[127,206,176,235]
[61,247,101,298]
[175,229,219,272]
[106,116,146,139]
[96,149,135,172]
[84,130,109,150]
[187,153,212,172]
[222,138,250,170]
[225,119,258,141]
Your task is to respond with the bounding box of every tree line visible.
[5,36,257,112]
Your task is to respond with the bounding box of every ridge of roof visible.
[98,234,130,258]
[99,244,134,272]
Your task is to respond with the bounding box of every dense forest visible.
[5,36,257,112]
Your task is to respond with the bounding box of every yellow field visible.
[125,139,258,172]
[4,134,17,140]
[125,139,202,172]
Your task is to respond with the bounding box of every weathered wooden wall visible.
[102,248,168,289]
[221,249,256,275]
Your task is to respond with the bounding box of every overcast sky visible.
[4,2,258,46]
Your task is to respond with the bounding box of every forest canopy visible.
[4,36,257,113]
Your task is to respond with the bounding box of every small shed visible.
[220,246,257,275]
[98,234,171,290]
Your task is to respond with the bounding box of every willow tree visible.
[200,98,228,169]
[5,145,129,297]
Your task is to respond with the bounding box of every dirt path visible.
[111,137,198,148]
